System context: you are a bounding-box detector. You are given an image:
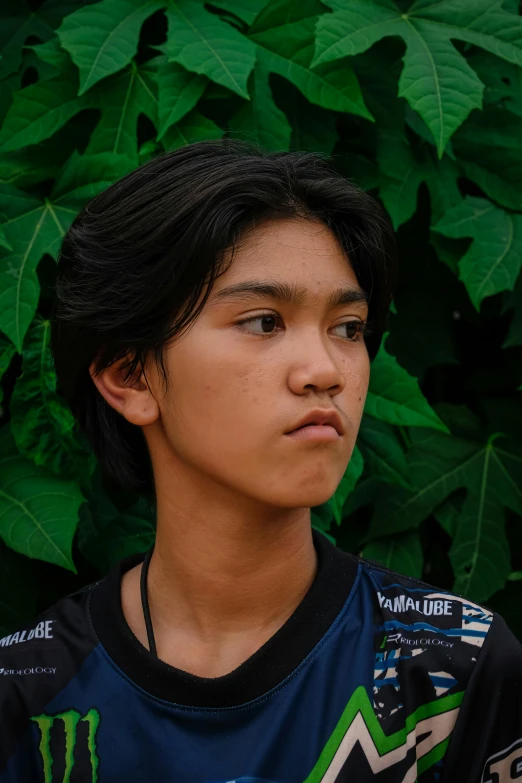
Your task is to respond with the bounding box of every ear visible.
[89,355,160,426]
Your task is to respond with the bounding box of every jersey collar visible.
[89,529,359,708]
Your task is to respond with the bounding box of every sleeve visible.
[441,612,522,783]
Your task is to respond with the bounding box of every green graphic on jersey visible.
[31,708,100,783]
[303,687,464,782]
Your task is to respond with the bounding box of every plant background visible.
[1,0,522,640]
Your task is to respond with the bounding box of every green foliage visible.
[0,0,521,639]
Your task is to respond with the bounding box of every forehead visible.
[219,217,358,285]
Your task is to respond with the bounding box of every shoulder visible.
[352,556,522,708]
[0,580,98,654]
[0,582,102,774]
[0,581,99,699]
[356,554,496,648]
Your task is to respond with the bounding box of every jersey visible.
[1,530,521,783]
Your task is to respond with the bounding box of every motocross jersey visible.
[0,530,521,782]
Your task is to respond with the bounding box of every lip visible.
[285,424,340,442]
[285,408,344,437]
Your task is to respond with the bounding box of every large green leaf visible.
[0,63,87,152]
[160,109,224,151]
[357,416,413,492]
[423,153,461,224]
[229,64,291,150]
[51,149,136,202]
[468,50,522,118]
[0,153,133,352]
[211,0,269,25]
[0,0,74,81]
[327,444,364,525]
[363,530,423,578]
[313,0,522,155]
[377,127,428,229]
[452,109,522,212]
[368,426,522,602]
[85,61,158,158]
[249,0,372,119]
[271,77,338,154]
[9,318,92,480]
[153,56,207,139]
[366,337,450,432]
[433,196,522,311]
[79,491,155,572]
[0,187,75,352]
[0,427,84,571]
[57,0,163,94]
[164,0,256,99]
[28,36,72,74]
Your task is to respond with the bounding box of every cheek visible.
[163,348,272,447]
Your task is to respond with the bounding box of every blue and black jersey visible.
[1,531,521,782]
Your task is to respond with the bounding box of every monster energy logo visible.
[31,709,100,783]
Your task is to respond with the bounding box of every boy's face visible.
[143,216,370,510]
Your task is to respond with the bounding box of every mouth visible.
[285,423,341,442]
[284,409,344,442]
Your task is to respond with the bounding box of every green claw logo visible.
[31,708,100,783]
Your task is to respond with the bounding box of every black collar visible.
[89,529,359,708]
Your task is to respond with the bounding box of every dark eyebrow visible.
[209,280,369,308]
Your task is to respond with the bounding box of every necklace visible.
[140,546,158,657]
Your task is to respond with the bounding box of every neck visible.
[121,480,317,677]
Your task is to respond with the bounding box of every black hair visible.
[50,139,397,500]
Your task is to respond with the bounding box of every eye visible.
[237,313,367,343]
[330,321,367,342]
[236,314,281,335]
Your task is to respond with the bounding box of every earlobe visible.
[88,357,159,426]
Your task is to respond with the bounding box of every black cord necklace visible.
[140,546,158,658]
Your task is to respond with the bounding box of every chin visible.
[267,483,341,510]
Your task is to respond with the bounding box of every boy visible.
[0,140,521,782]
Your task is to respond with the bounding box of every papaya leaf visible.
[313,0,522,155]
[27,36,71,74]
[249,0,372,119]
[57,0,163,94]
[164,0,256,99]
[0,0,74,81]
[452,109,522,212]
[363,530,423,579]
[9,318,92,480]
[366,336,450,432]
[0,186,76,352]
[468,50,522,118]
[357,416,414,492]
[161,109,223,151]
[433,195,522,311]
[50,150,136,203]
[86,61,158,158]
[0,426,84,571]
[377,127,428,229]
[270,77,338,154]
[229,63,291,151]
[326,444,364,525]
[0,61,88,152]
[78,491,155,572]
[369,427,522,602]
[0,153,134,352]
[153,56,207,139]
[211,0,269,25]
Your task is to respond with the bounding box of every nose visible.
[286,328,346,396]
